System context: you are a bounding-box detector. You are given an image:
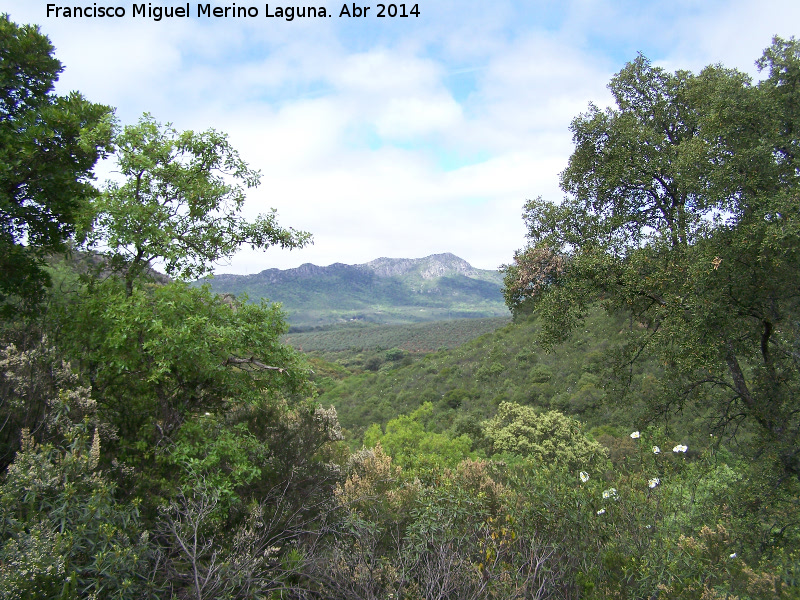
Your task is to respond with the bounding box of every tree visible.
[54,113,316,448]
[0,15,113,313]
[155,402,344,599]
[503,38,800,474]
[54,279,314,452]
[84,114,311,295]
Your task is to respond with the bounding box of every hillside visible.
[199,253,509,327]
[312,307,666,444]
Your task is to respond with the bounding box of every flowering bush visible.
[0,394,154,599]
[483,402,608,470]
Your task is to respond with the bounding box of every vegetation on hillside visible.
[313,307,657,444]
[1,16,799,598]
[504,43,800,478]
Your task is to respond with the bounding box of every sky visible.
[4,1,799,274]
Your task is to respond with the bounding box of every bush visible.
[0,387,154,599]
[483,402,608,470]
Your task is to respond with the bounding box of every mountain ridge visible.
[201,253,509,327]
[212,252,496,283]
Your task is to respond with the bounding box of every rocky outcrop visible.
[364,253,479,279]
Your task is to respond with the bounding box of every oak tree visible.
[0,15,112,312]
[504,38,800,474]
[84,113,311,295]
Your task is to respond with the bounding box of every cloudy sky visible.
[5,1,799,273]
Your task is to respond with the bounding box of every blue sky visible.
[4,1,799,273]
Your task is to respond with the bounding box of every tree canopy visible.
[503,37,800,474]
[83,114,312,295]
[0,15,112,312]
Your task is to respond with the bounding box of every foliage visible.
[156,472,323,600]
[0,375,153,599]
[363,403,474,471]
[503,38,800,476]
[164,414,270,516]
[482,402,608,470]
[316,307,651,445]
[0,340,76,470]
[323,446,562,600]
[162,397,345,508]
[53,279,312,448]
[0,15,113,313]
[315,425,800,599]
[152,398,345,599]
[84,113,311,294]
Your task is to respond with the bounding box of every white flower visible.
[729,552,737,559]
[672,444,688,453]
[652,446,661,454]
[630,431,640,439]
[648,477,660,488]
[89,428,101,470]
[597,509,606,515]
[602,488,618,500]
[579,471,589,483]
[204,412,211,416]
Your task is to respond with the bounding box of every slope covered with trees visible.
[1,16,799,598]
[313,307,653,443]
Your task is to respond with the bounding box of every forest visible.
[1,13,799,599]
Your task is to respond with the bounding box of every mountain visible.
[198,253,509,327]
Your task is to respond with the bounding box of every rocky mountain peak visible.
[364,253,478,279]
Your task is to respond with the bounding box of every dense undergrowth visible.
[312,308,664,445]
[4,316,799,599]
[2,17,799,598]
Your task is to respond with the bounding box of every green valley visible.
[309,307,656,445]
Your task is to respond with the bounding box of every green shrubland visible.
[313,306,654,445]
[1,17,799,598]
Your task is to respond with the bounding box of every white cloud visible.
[375,94,463,139]
[4,0,798,274]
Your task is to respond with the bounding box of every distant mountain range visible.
[198,253,510,328]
